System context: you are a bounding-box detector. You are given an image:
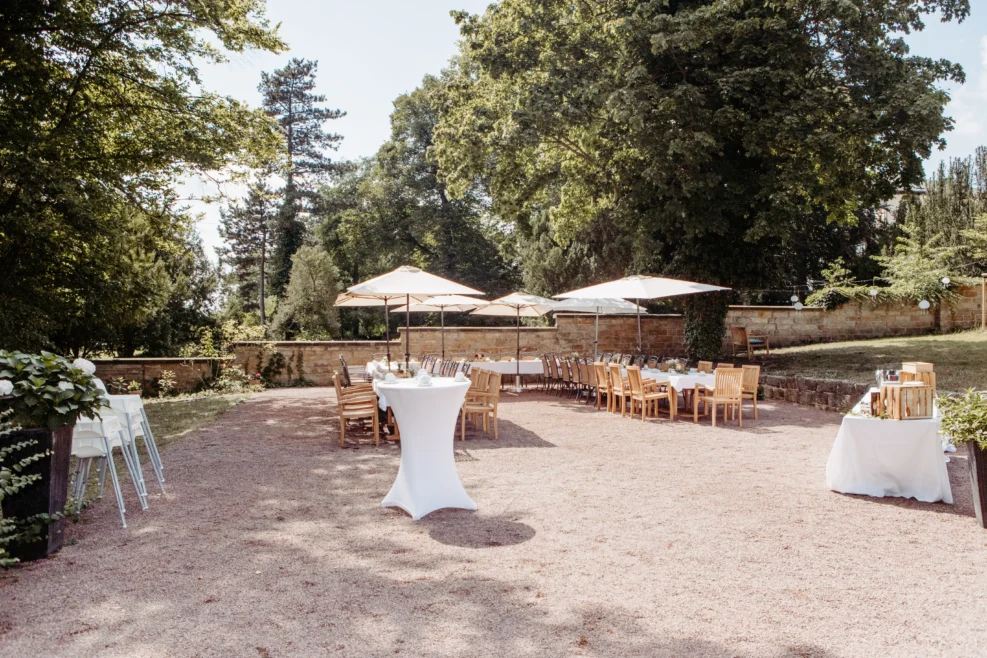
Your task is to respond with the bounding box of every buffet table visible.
[825,389,952,503]
[377,378,477,520]
[470,360,544,375]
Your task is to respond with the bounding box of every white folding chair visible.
[95,380,165,495]
[71,416,145,527]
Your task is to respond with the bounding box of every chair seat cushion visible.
[748,338,766,344]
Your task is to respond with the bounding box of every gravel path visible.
[1,388,985,658]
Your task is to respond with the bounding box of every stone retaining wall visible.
[92,358,229,393]
[759,374,871,413]
[232,340,399,386]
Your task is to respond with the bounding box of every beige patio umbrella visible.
[471,292,557,391]
[556,275,731,353]
[392,295,490,360]
[343,267,484,369]
[333,293,426,363]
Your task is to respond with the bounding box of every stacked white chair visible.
[95,379,165,494]
[71,414,144,527]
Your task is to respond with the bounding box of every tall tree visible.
[433,0,969,294]
[259,58,345,295]
[270,245,342,340]
[218,182,277,325]
[900,146,987,246]
[0,0,284,352]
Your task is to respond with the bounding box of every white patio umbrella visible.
[556,275,731,353]
[471,292,557,391]
[550,297,646,360]
[392,295,490,360]
[343,266,484,369]
[334,293,427,363]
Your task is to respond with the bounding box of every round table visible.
[376,378,477,520]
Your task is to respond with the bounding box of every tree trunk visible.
[259,240,267,326]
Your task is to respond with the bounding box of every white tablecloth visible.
[471,360,543,375]
[377,379,477,520]
[640,369,716,391]
[825,390,952,503]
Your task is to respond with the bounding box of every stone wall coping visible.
[728,305,825,312]
[91,357,231,363]
[232,340,397,346]
[397,326,558,332]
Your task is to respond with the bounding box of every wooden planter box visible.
[0,425,74,561]
[969,442,987,530]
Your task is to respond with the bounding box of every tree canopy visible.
[0,0,285,353]
[433,0,969,295]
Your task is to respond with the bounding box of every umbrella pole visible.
[636,299,642,355]
[516,306,522,392]
[595,307,600,361]
[441,307,446,361]
[385,302,391,363]
[405,294,411,371]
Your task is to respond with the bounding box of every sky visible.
[186,1,987,260]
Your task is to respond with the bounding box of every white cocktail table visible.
[377,378,477,520]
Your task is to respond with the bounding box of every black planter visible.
[969,442,987,530]
[0,425,74,561]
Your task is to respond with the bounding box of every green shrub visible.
[0,352,106,430]
[683,293,728,361]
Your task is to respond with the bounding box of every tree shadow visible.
[455,418,556,449]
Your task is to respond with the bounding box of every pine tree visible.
[259,58,344,295]
[218,182,277,325]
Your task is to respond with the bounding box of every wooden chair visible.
[741,364,760,420]
[696,361,713,374]
[600,352,613,364]
[694,368,744,427]
[593,362,611,411]
[645,356,660,369]
[541,354,553,391]
[581,358,597,405]
[332,374,379,447]
[626,366,673,422]
[461,371,501,440]
[607,363,630,415]
[715,363,735,369]
[730,327,770,360]
[559,358,573,397]
[619,354,633,366]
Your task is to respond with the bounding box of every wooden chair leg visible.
[738,402,742,427]
[461,408,466,441]
[753,395,758,420]
[339,417,346,448]
[373,413,379,446]
[493,409,499,440]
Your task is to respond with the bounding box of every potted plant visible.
[127,379,143,397]
[247,371,263,387]
[938,390,987,529]
[0,352,107,560]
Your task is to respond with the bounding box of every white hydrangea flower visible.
[0,380,13,396]
[58,381,75,391]
[72,358,97,375]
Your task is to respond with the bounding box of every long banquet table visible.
[470,360,543,375]
[825,388,952,503]
[376,378,477,520]
[636,368,716,420]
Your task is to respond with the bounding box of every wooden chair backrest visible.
[572,359,584,384]
[697,361,713,374]
[646,356,659,369]
[619,354,633,366]
[541,356,552,377]
[713,368,744,399]
[583,359,597,386]
[730,327,748,344]
[600,352,612,363]
[626,366,644,395]
[608,363,624,390]
[560,358,571,383]
[658,361,670,372]
[332,374,345,398]
[741,365,760,393]
[485,372,502,404]
[716,363,735,369]
[594,362,609,389]
[469,368,484,389]
[338,355,353,386]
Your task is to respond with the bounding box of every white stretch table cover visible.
[826,390,952,503]
[470,360,543,375]
[366,360,415,376]
[377,378,477,520]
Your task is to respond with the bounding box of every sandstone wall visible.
[92,358,228,393]
[232,340,399,386]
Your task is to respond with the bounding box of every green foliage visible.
[157,370,178,398]
[899,147,986,247]
[271,246,342,340]
[806,259,878,310]
[683,294,728,362]
[938,390,987,450]
[0,352,107,430]
[219,181,277,324]
[260,350,287,383]
[317,76,518,338]
[875,226,968,304]
[0,0,285,353]
[0,411,53,567]
[259,58,345,296]
[433,0,967,293]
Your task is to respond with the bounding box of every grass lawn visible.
[141,394,246,453]
[763,329,987,392]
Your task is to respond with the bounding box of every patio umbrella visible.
[343,266,484,369]
[556,276,731,353]
[471,292,557,391]
[333,293,424,363]
[391,295,490,360]
[550,297,646,360]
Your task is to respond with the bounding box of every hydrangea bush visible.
[0,352,107,430]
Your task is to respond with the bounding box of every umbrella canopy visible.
[556,275,731,353]
[471,293,557,390]
[343,266,485,369]
[550,297,646,360]
[392,296,490,359]
[333,293,421,362]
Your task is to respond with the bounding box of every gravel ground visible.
[1,387,985,658]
